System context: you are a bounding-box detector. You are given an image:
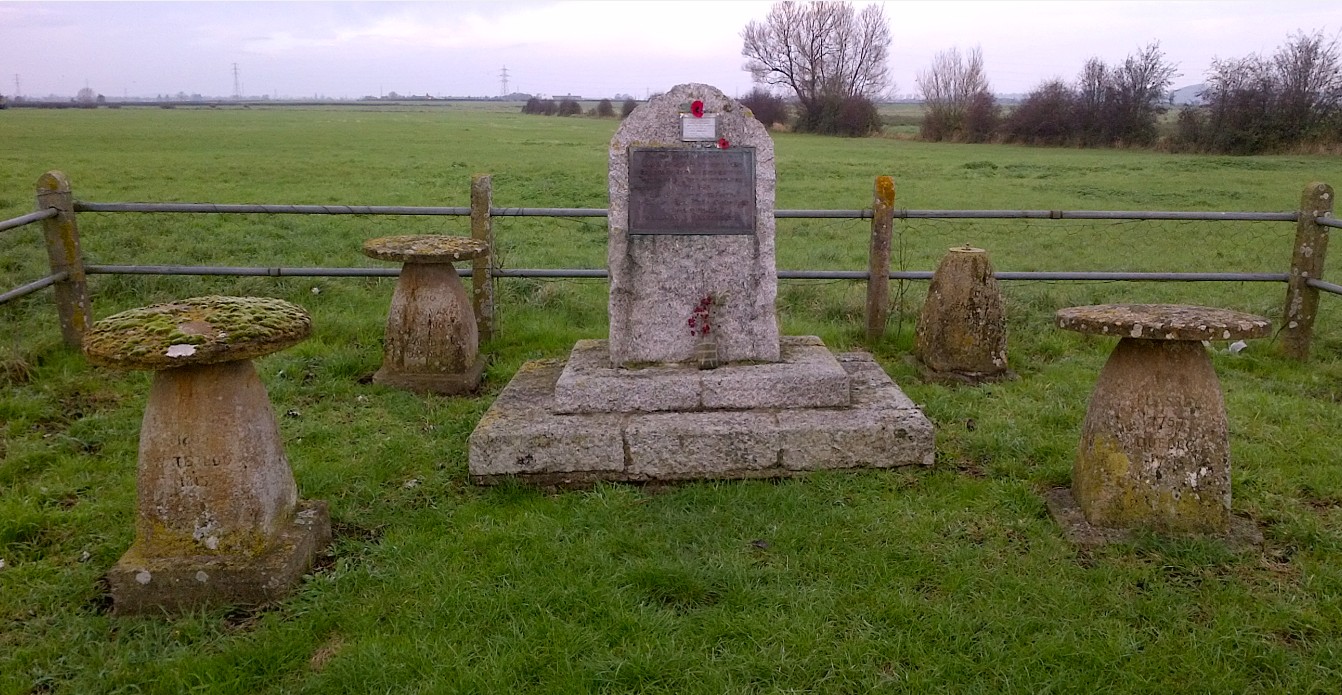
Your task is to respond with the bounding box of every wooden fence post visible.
[470,174,495,342]
[35,171,92,348]
[865,176,896,343]
[1282,181,1333,360]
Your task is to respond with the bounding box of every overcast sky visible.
[3,1,1340,100]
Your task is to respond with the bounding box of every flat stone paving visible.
[470,339,934,486]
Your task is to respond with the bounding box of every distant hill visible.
[1170,84,1206,106]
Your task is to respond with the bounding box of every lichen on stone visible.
[84,295,311,370]
[362,235,490,264]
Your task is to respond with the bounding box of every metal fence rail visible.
[3,176,1336,358]
[82,264,1293,284]
[0,208,58,234]
[69,201,1306,223]
[0,272,66,303]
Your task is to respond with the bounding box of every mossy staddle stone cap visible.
[84,295,312,370]
[362,235,489,264]
[1056,303,1271,341]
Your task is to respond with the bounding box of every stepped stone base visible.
[107,500,331,616]
[469,338,934,486]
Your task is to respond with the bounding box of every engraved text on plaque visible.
[627,147,755,235]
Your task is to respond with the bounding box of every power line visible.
[499,66,510,96]
[232,63,242,99]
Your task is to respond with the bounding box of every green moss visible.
[83,295,311,369]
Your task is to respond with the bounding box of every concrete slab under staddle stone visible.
[553,336,850,414]
[468,349,934,486]
[1044,488,1263,549]
[108,500,331,616]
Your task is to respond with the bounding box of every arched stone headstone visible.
[607,83,780,366]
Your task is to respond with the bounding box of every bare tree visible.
[916,46,993,141]
[1074,58,1110,144]
[1108,42,1179,145]
[1182,30,1342,153]
[741,1,891,133]
[1274,30,1342,142]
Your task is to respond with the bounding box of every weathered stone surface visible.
[553,336,848,414]
[1045,488,1262,548]
[107,346,329,614]
[1056,304,1271,342]
[608,83,779,366]
[109,500,330,615]
[137,360,298,554]
[469,349,934,485]
[626,411,782,477]
[1072,338,1233,533]
[362,234,490,264]
[84,295,311,370]
[914,246,1011,381]
[373,261,481,394]
[554,340,702,413]
[469,360,627,475]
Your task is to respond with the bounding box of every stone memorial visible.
[469,84,933,484]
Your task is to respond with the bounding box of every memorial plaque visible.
[680,114,718,141]
[627,147,755,235]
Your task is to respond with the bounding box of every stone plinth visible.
[914,246,1012,383]
[554,336,850,414]
[608,83,779,366]
[83,296,330,615]
[469,342,933,485]
[1055,303,1271,535]
[363,235,489,395]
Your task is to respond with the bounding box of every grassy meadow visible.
[2,104,1342,693]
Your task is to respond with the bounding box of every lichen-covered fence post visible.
[470,174,495,342]
[35,170,92,348]
[865,176,895,343]
[1283,182,1334,360]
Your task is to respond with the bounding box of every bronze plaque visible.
[627,147,755,235]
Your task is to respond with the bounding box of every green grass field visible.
[3,105,1342,694]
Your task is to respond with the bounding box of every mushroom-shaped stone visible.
[914,246,1013,383]
[362,235,489,394]
[1055,303,1271,535]
[1056,303,1271,342]
[362,234,490,264]
[85,295,328,615]
[84,295,311,370]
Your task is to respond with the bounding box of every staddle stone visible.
[363,235,489,394]
[914,246,1011,383]
[84,296,330,614]
[1056,303,1271,535]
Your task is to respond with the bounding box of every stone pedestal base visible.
[469,337,933,485]
[376,261,481,394]
[374,354,486,395]
[108,500,331,616]
[1074,338,1231,533]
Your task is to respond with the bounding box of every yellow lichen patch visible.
[362,235,490,264]
[84,295,311,370]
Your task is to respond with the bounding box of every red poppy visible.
[717,138,730,149]
[690,100,705,118]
